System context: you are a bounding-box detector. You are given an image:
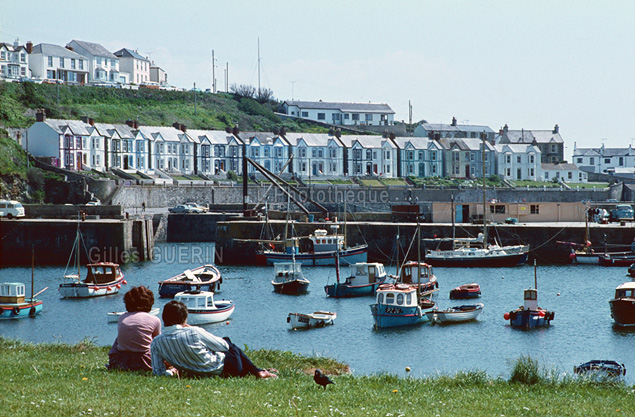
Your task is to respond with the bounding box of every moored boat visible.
[370,283,436,328]
[174,290,234,325]
[158,265,222,298]
[425,235,529,267]
[392,261,438,293]
[504,261,554,329]
[325,262,391,298]
[272,262,310,294]
[59,262,126,298]
[287,311,337,329]
[609,279,635,326]
[449,283,481,299]
[0,282,45,319]
[599,253,635,267]
[426,303,484,324]
[107,307,160,323]
[574,360,626,378]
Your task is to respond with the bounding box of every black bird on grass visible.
[314,369,334,389]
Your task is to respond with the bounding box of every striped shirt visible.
[150,325,229,376]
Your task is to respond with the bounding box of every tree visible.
[230,84,256,99]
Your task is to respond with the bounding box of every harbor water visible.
[1,242,634,382]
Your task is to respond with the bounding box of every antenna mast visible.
[257,38,261,96]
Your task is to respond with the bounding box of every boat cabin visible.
[614,281,635,299]
[345,263,386,285]
[0,282,26,303]
[84,263,121,284]
[399,262,434,285]
[175,291,217,309]
[523,288,539,310]
[309,228,344,253]
[274,262,303,278]
[376,284,419,307]
[283,237,300,255]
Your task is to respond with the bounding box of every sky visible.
[2,0,635,159]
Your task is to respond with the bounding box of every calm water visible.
[1,242,634,382]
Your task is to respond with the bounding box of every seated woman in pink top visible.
[107,286,161,372]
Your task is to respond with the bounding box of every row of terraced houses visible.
[24,111,587,183]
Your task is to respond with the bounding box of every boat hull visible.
[599,256,635,267]
[426,304,484,324]
[508,309,554,329]
[186,301,235,325]
[324,282,380,298]
[610,298,635,326]
[425,252,528,267]
[159,282,220,298]
[272,279,310,295]
[158,265,222,298]
[0,300,43,319]
[262,245,367,266]
[287,311,336,329]
[370,304,430,328]
[449,289,481,299]
[107,307,160,323]
[59,277,125,298]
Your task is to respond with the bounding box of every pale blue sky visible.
[2,0,635,157]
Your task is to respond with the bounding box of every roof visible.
[138,126,190,143]
[0,43,27,52]
[339,135,395,149]
[91,123,137,139]
[284,133,335,147]
[494,144,541,153]
[504,129,563,144]
[284,101,394,114]
[113,48,149,61]
[439,138,495,151]
[418,122,494,134]
[541,162,579,171]
[31,43,86,59]
[40,119,91,135]
[574,146,635,157]
[391,136,440,150]
[186,129,239,145]
[68,40,116,59]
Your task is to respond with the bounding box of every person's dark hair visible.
[124,286,154,312]
[163,300,188,326]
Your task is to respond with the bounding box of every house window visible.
[506,155,511,163]
[490,205,505,214]
[301,111,308,117]
[60,58,65,68]
[20,53,26,63]
[275,147,283,157]
[79,60,84,70]
[299,148,306,158]
[531,205,539,214]
[264,147,270,157]
[366,149,373,160]
[352,114,360,121]
[406,151,414,160]
[589,157,594,164]
[529,168,534,176]
[619,157,624,166]
[568,172,572,179]
[48,56,53,67]
[605,158,611,164]
[517,156,522,163]
[530,155,534,163]
[365,114,373,122]
[576,157,583,164]
[344,114,349,119]
[431,152,436,161]
[332,113,340,121]
[317,113,325,120]
[0,50,5,60]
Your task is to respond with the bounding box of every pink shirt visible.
[116,311,161,353]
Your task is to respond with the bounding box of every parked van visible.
[0,200,25,219]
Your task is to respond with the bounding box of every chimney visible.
[133,120,138,129]
[88,118,94,126]
[389,132,395,140]
[335,128,341,139]
[553,124,559,134]
[499,128,504,135]
[279,126,286,137]
[232,124,239,136]
[26,41,33,54]
[66,45,73,52]
[180,124,187,132]
[173,122,180,129]
[225,126,231,134]
[36,108,46,122]
[451,116,457,126]
[503,124,509,133]
[126,120,134,128]
[328,127,335,136]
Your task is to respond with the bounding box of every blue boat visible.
[0,282,45,319]
[505,262,554,329]
[325,262,391,298]
[370,283,436,328]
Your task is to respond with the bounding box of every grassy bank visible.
[1,338,633,416]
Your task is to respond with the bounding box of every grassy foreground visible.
[2,338,634,417]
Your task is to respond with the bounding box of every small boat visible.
[59,262,126,298]
[392,261,438,293]
[574,360,626,378]
[287,311,337,329]
[504,261,554,329]
[107,308,160,323]
[272,262,310,294]
[371,283,437,328]
[426,303,484,324]
[449,283,481,299]
[325,261,392,298]
[1,249,47,319]
[158,265,222,298]
[174,290,234,325]
[599,253,635,267]
[609,278,635,326]
[425,234,529,268]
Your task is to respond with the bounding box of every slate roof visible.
[41,119,91,135]
[285,101,394,114]
[574,146,635,157]
[283,133,336,147]
[186,129,238,145]
[541,162,579,170]
[68,40,116,58]
[113,48,148,61]
[494,144,541,153]
[392,136,438,150]
[419,122,494,134]
[31,43,86,60]
[504,129,563,144]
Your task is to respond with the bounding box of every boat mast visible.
[343,197,347,248]
[451,194,455,249]
[417,219,421,300]
[534,259,537,289]
[481,131,487,247]
[31,245,34,300]
[76,219,80,278]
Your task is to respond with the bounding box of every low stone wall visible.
[24,204,124,219]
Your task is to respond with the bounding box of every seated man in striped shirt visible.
[151,300,277,379]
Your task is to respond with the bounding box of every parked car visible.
[168,205,192,214]
[610,204,634,222]
[185,202,208,213]
[0,200,25,219]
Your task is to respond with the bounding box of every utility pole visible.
[194,82,197,116]
[257,38,261,96]
[211,50,216,93]
[225,62,229,92]
[408,100,412,125]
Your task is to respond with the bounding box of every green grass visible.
[359,179,384,187]
[2,338,634,417]
[380,178,407,186]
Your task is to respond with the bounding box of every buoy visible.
[123,280,128,285]
[116,284,121,289]
[539,310,546,317]
[405,367,411,372]
[107,286,112,291]
[504,312,510,320]
[586,240,592,247]
[569,253,576,260]
[557,292,561,296]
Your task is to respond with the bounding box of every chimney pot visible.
[66,45,73,51]
[173,122,180,129]
[553,124,559,134]
[36,108,46,122]
[452,116,457,126]
[280,126,286,136]
[335,128,341,139]
[133,120,138,129]
[225,127,231,134]
[232,124,239,136]
[180,124,186,132]
[126,120,134,128]
[389,132,395,140]
[26,41,33,54]
[88,118,94,126]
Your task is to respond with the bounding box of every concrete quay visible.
[0,217,154,267]
[213,219,635,266]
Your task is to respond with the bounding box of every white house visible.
[281,101,395,126]
[414,117,496,143]
[67,40,120,85]
[542,162,587,183]
[29,43,88,84]
[92,123,149,172]
[186,129,242,176]
[337,135,397,177]
[494,144,542,181]
[439,138,496,179]
[496,124,564,163]
[391,136,444,178]
[285,133,346,178]
[0,40,29,81]
[114,48,150,85]
[572,143,635,174]
[240,132,291,176]
[149,62,168,86]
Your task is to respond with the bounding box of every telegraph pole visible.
[211,50,216,93]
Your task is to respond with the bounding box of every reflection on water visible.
[1,242,634,382]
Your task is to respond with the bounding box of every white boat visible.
[107,308,160,323]
[174,290,234,325]
[158,265,222,298]
[426,303,484,324]
[272,262,310,294]
[287,311,337,329]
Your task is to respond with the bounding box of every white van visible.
[0,200,25,219]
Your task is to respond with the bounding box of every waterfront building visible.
[149,62,168,86]
[336,135,397,177]
[240,132,290,176]
[29,43,88,84]
[186,129,243,176]
[541,162,588,183]
[92,122,149,172]
[0,40,30,81]
[494,143,542,181]
[67,40,120,85]
[281,100,395,127]
[391,136,444,178]
[439,137,496,179]
[413,117,496,143]
[496,124,564,163]
[284,132,346,179]
[138,124,195,175]
[114,48,150,85]
[572,143,635,175]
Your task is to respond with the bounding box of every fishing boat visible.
[449,283,481,299]
[272,262,310,294]
[287,311,337,329]
[58,221,126,298]
[392,261,438,293]
[174,290,234,325]
[504,261,554,329]
[609,278,635,326]
[598,253,635,267]
[1,248,47,319]
[325,261,392,298]
[158,265,222,298]
[107,308,160,323]
[426,303,484,324]
[574,360,626,378]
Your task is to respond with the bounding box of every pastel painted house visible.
[391,136,444,178]
[29,43,89,84]
[285,132,346,178]
[494,143,542,181]
[337,135,397,177]
[0,40,30,81]
[114,48,150,85]
[67,39,120,84]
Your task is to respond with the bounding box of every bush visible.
[509,355,544,385]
